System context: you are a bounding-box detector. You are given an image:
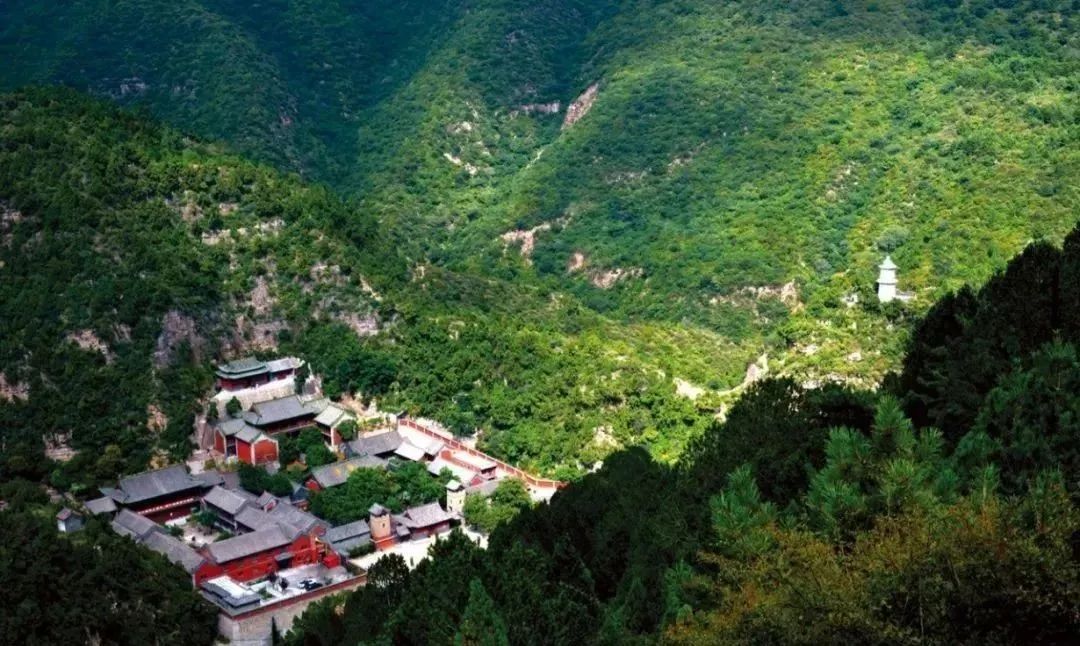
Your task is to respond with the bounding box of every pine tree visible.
[455,579,509,646]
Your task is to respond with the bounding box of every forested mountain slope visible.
[0,88,392,482]
[284,227,1080,644]
[1,0,1077,475]
[4,0,1076,329]
[0,89,752,488]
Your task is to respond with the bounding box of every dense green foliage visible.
[309,463,452,525]
[462,478,532,533]
[0,509,217,645]
[286,229,1080,644]
[3,0,1076,335]
[5,0,1078,482]
[238,463,294,497]
[3,3,1077,466]
[0,89,749,485]
[0,88,390,492]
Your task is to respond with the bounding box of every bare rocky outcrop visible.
[448,121,474,135]
[591,425,620,449]
[67,329,115,363]
[112,323,132,342]
[563,244,642,288]
[115,77,149,97]
[567,252,587,273]
[605,170,647,184]
[201,229,232,245]
[500,223,551,262]
[0,202,22,225]
[308,262,348,289]
[711,281,801,310]
[563,83,599,129]
[589,266,643,289]
[181,200,202,223]
[154,310,204,368]
[229,315,288,353]
[249,277,274,316]
[200,218,284,246]
[335,312,380,338]
[674,378,705,400]
[743,353,769,386]
[359,277,383,302]
[667,143,706,172]
[146,403,168,433]
[443,152,480,176]
[43,432,77,463]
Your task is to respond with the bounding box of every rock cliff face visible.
[154,310,204,369]
[562,83,599,129]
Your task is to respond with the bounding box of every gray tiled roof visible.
[111,509,162,541]
[347,430,402,457]
[427,457,476,483]
[235,506,278,533]
[325,520,370,543]
[267,500,326,537]
[466,479,501,497]
[107,465,204,504]
[243,395,318,426]
[85,496,118,515]
[206,525,291,563]
[418,437,445,457]
[235,425,265,443]
[219,471,242,491]
[399,502,453,529]
[215,357,268,379]
[330,535,372,555]
[314,403,353,428]
[142,531,206,573]
[265,357,302,373]
[310,456,387,489]
[194,470,226,488]
[203,486,254,516]
[450,452,497,471]
[216,418,249,437]
[394,442,426,462]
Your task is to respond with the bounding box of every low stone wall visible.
[398,418,566,490]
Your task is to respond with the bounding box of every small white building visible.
[877,255,912,303]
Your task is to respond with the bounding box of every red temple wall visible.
[252,438,278,464]
[194,535,325,586]
[236,439,253,464]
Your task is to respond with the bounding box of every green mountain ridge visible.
[3,0,1075,390]
[0,0,1077,475]
[0,89,758,485]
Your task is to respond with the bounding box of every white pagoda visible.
[876,255,913,303]
[877,255,898,302]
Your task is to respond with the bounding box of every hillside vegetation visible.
[0,90,752,489]
[0,1,1077,472]
[3,1,1075,324]
[285,227,1080,645]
